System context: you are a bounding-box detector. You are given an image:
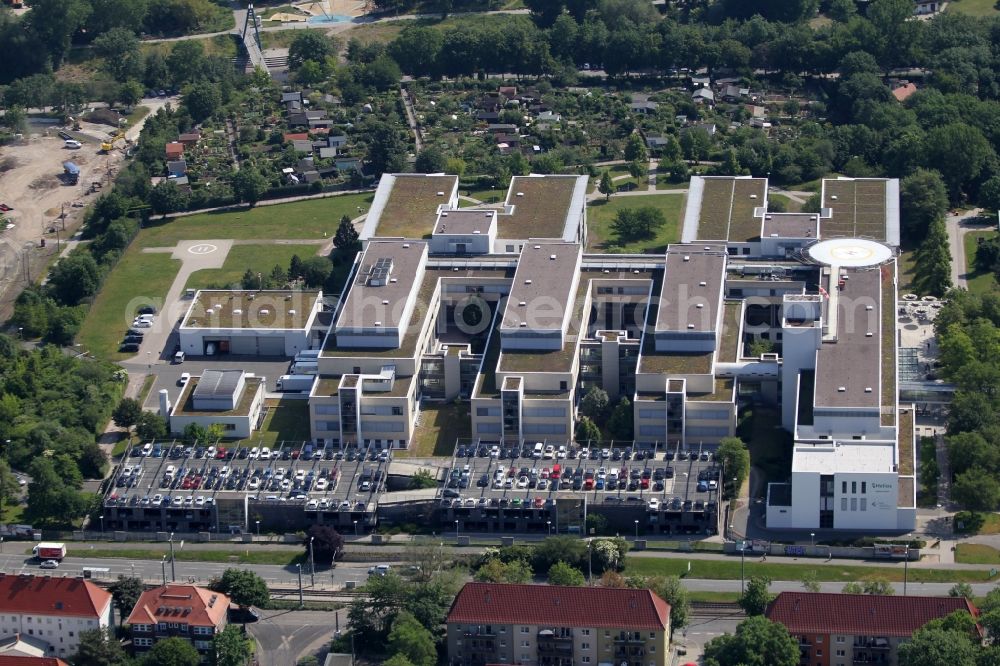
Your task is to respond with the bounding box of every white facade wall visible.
[179,328,312,357]
[0,604,111,659]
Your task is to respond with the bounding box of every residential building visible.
[0,658,69,666]
[127,585,229,661]
[766,592,978,666]
[446,582,670,666]
[0,574,112,661]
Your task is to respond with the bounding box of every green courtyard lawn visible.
[185,243,324,290]
[138,193,373,249]
[406,402,472,457]
[248,400,312,447]
[586,194,683,253]
[964,229,998,296]
[955,543,1000,565]
[948,0,999,16]
[76,247,180,361]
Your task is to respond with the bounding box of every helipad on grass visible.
[807,237,893,268]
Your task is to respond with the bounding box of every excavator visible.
[100,130,127,153]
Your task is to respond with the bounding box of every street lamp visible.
[587,540,593,585]
[634,519,639,540]
[810,532,815,549]
[296,564,303,607]
[160,556,167,585]
[547,520,551,535]
[255,520,260,536]
[309,536,315,588]
[17,328,22,340]
[455,519,460,542]
[99,515,104,536]
[353,520,358,536]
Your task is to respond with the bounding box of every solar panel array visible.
[368,257,393,285]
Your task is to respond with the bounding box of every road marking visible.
[188,243,218,255]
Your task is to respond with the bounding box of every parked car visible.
[119,342,140,352]
[64,140,82,149]
[177,373,191,387]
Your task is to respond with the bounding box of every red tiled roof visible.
[283,133,309,142]
[766,592,977,637]
[0,658,69,666]
[0,575,110,618]
[447,583,669,631]
[126,585,229,628]
[165,142,184,157]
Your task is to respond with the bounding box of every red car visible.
[216,447,227,459]
[551,464,561,479]
[640,478,650,489]
[291,449,301,459]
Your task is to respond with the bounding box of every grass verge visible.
[956,544,1000,565]
[948,0,999,16]
[624,556,996,583]
[963,228,998,296]
[586,194,683,253]
[33,546,304,566]
[246,400,313,447]
[406,403,472,457]
[185,243,324,290]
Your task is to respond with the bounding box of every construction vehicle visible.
[101,130,126,153]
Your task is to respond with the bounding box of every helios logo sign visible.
[871,482,893,492]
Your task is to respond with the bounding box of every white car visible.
[247,478,260,491]
[249,447,259,459]
[557,445,567,459]
[368,564,391,576]
[315,478,329,491]
[206,446,216,458]
[516,476,529,488]
[64,139,82,149]
[306,499,318,509]
[648,498,660,511]
[708,479,718,491]
[543,445,555,459]
[177,373,191,387]
[39,560,59,569]
[195,496,205,506]
[260,447,271,460]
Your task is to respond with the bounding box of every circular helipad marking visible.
[188,243,218,255]
[807,238,893,268]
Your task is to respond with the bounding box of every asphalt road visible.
[248,609,342,666]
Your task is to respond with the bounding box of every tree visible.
[24,457,84,526]
[680,128,712,163]
[950,582,975,600]
[591,538,628,573]
[48,253,100,305]
[306,524,344,565]
[184,81,221,123]
[599,171,614,200]
[112,397,142,434]
[415,145,447,174]
[901,169,948,241]
[387,611,437,666]
[648,576,690,629]
[231,167,268,206]
[739,575,773,616]
[703,615,800,666]
[533,536,587,573]
[548,561,586,586]
[141,637,200,666]
[289,31,336,69]
[108,575,145,619]
[953,467,1000,511]
[915,218,952,297]
[25,0,92,67]
[981,176,1000,212]
[94,27,142,82]
[300,256,332,288]
[624,133,647,162]
[801,570,821,593]
[73,628,129,666]
[212,569,269,609]
[363,119,407,176]
[716,437,750,500]
[167,40,206,86]
[384,655,415,666]
[149,180,186,216]
[857,577,895,595]
[923,123,992,203]
[119,80,145,110]
[214,625,252,666]
[409,468,437,489]
[842,582,864,594]
[136,411,168,441]
[575,417,601,444]
[580,386,610,423]
[607,397,633,440]
[474,557,533,583]
[897,626,979,666]
[296,59,326,86]
[348,571,408,643]
[333,215,361,254]
[0,106,27,134]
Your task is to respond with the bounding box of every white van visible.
[533,442,544,459]
[173,351,185,364]
[205,342,217,356]
[64,139,82,149]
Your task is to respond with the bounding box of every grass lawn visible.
[898,247,920,295]
[688,591,741,603]
[586,194,683,252]
[955,544,1000,565]
[406,403,472,457]
[464,188,507,204]
[768,193,802,213]
[185,243,324,290]
[948,0,999,15]
[139,194,373,249]
[76,247,180,361]
[624,555,995,583]
[738,406,791,492]
[955,512,1000,535]
[125,105,150,129]
[964,229,998,296]
[341,20,409,47]
[249,400,312,447]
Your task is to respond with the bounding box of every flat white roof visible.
[792,441,895,474]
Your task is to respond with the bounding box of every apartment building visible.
[446,582,671,666]
[0,574,112,661]
[766,592,979,666]
[0,658,70,666]
[127,585,229,661]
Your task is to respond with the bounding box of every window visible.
[499,627,506,634]
[581,629,590,636]
[837,650,846,657]
[817,637,823,643]
[582,658,590,664]
[841,481,847,494]
[650,646,655,653]
[649,633,655,639]
[391,407,403,416]
[817,650,823,656]
[134,638,153,647]
[499,640,506,647]
[836,637,845,644]
[68,632,74,638]
[860,498,867,511]
[582,643,590,650]
[850,498,857,511]
[521,627,529,634]
[841,498,847,511]
[861,482,866,494]
[520,641,529,647]
[851,481,856,494]
[506,245,515,253]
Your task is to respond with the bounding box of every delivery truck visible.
[276,374,316,392]
[33,542,66,561]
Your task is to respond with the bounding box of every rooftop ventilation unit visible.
[402,243,410,248]
[289,309,296,315]
[516,192,524,197]
[441,212,448,217]
[837,386,846,392]
[683,255,690,262]
[866,305,873,311]
[519,322,527,327]
[473,230,481,234]
[864,387,873,393]
[699,281,707,287]
[550,254,557,260]
[687,324,695,329]
[525,279,532,284]
[436,191,444,196]
[696,304,704,309]
[368,257,393,286]
[382,300,389,305]
[519,301,526,306]
[374,321,382,327]
[534,245,541,249]
[831,195,838,200]
[750,194,757,199]
[866,332,873,337]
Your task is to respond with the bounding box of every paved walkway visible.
[945,207,989,289]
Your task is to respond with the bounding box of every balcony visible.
[853,656,889,665]
[854,638,890,650]
[613,634,645,645]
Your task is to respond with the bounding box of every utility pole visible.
[169,533,176,582]
[309,537,315,588]
[904,546,909,596]
[296,564,303,607]
[161,556,167,585]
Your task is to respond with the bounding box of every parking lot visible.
[104,440,396,524]
[438,441,723,534]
